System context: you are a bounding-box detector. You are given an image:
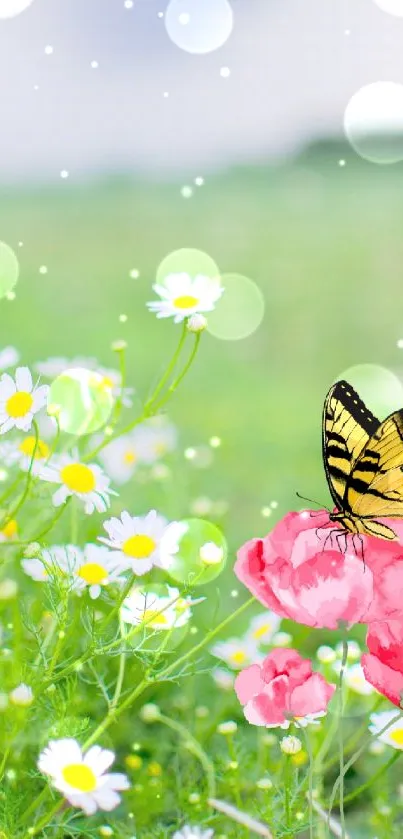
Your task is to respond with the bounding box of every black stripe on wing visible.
[322,380,381,510]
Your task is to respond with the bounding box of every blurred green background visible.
[2,144,403,553]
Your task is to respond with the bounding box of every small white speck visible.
[397,339,403,349]
[33,85,39,91]
[181,186,193,199]
[231,590,239,598]
[91,61,99,69]
[339,159,346,167]
[184,447,196,460]
[220,66,230,78]
[119,314,128,323]
[39,266,48,275]
[163,91,169,98]
[344,29,351,36]
[157,11,164,18]
[6,292,15,301]
[179,12,190,24]
[44,45,54,56]
[18,242,23,248]
[270,500,278,509]
[195,177,204,186]
[209,436,221,448]
[129,269,140,279]
[124,0,134,8]
[60,170,69,179]
[261,506,272,518]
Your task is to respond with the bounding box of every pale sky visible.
[0,0,402,181]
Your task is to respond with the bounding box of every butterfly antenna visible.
[296,492,330,513]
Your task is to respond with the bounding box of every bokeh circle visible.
[334,364,403,417]
[207,273,265,340]
[373,0,403,16]
[0,242,19,299]
[156,248,220,288]
[47,368,114,435]
[0,0,34,18]
[165,0,233,54]
[161,518,227,585]
[344,82,403,164]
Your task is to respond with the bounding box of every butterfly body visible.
[323,379,403,542]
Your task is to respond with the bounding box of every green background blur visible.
[2,145,403,553]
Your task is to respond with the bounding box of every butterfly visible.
[323,379,403,540]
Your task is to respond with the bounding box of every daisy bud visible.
[9,683,34,707]
[199,542,224,566]
[0,579,17,600]
[111,340,127,352]
[23,542,42,559]
[217,720,238,735]
[99,828,114,838]
[187,314,207,333]
[280,736,302,756]
[188,792,200,803]
[139,703,161,723]
[316,645,337,664]
[256,777,273,790]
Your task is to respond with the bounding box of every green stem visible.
[322,694,384,773]
[0,421,39,528]
[338,638,348,839]
[333,751,401,807]
[157,712,216,798]
[328,709,403,818]
[153,333,201,412]
[284,756,293,835]
[85,322,189,461]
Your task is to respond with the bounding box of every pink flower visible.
[362,620,403,707]
[362,523,403,622]
[235,511,375,629]
[235,648,335,727]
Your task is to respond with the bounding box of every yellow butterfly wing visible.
[347,410,403,519]
[323,380,380,509]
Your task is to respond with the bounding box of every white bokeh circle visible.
[0,0,34,18]
[344,82,403,164]
[334,364,403,418]
[165,0,233,54]
[207,273,265,341]
[373,0,403,16]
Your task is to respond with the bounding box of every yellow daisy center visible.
[19,436,50,460]
[123,534,156,559]
[123,449,137,465]
[78,563,108,585]
[60,463,96,494]
[173,295,199,310]
[253,623,271,640]
[1,519,17,539]
[6,391,33,418]
[143,609,168,627]
[100,375,114,390]
[230,650,247,665]
[390,729,403,747]
[62,763,97,792]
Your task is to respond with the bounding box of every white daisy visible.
[99,510,170,575]
[0,518,18,542]
[246,612,282,645]
[0,346,19,370]
[173,826,214,839]
[121,586,199,630]
[39,451,116,515]
[23,544,128,600]
[211,667,235,691]
[98,424,172,485]
[9,434,51,474]
[334,662,374,696]
[37,738,129,815]
[97,366,134,408]
[35,357,134,409]
[210,637,262,670]
[369,711,403,750]
[147,273,223,324]
[0,368,48,434]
